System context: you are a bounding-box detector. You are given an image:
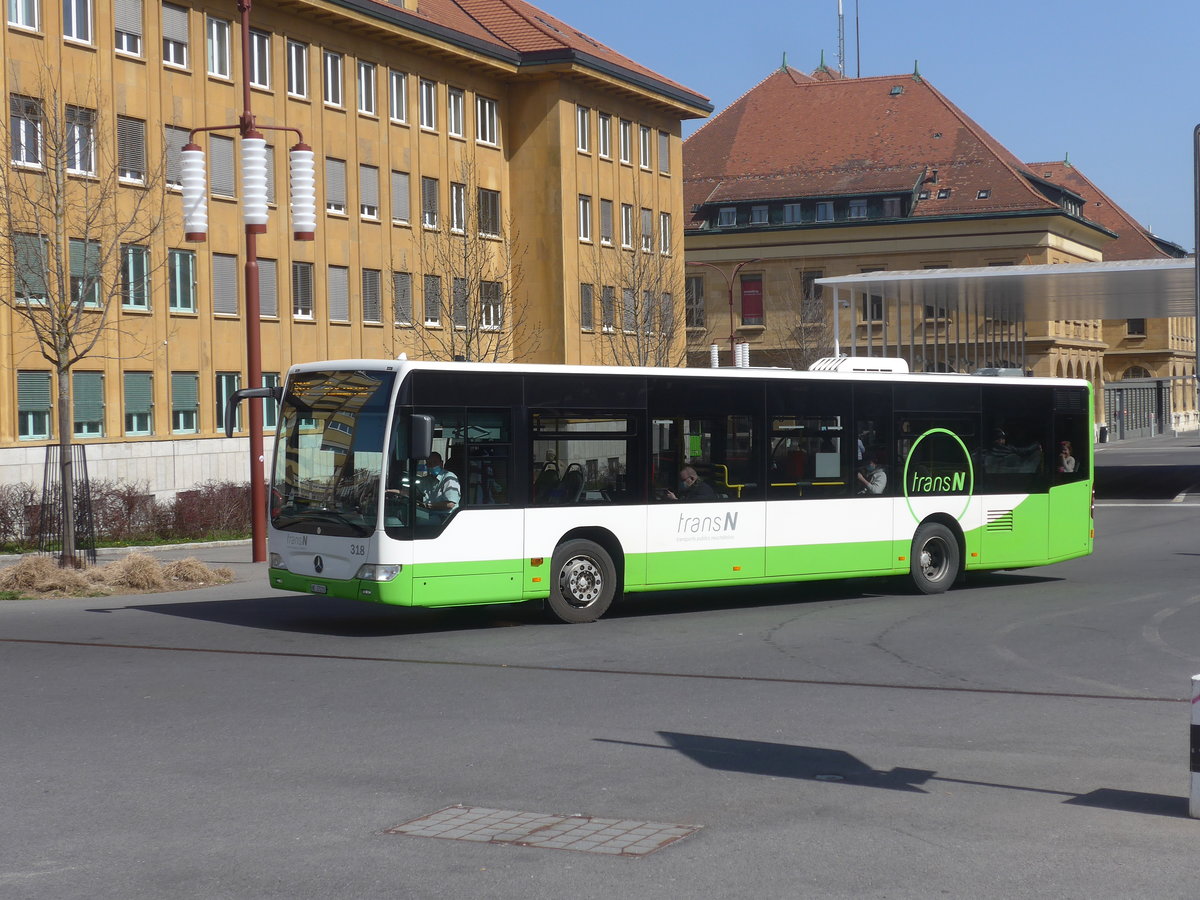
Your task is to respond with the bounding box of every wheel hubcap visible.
[920,538,948,581]
[560,555,602,608]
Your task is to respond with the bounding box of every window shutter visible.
[360,165,378,209]
[210,134,234,195]
[362,269,381,322]
[421,176,438,223]
[212,253,238,314]
[164,125,189,186]
[73,372,104,422]
[14,233,47,294]
[391,171,410,222]
[327,266,349,321]
[115,0,142,36]
[325,158,346,206]
[452,277,468,327]
[124,372,152,415]
[171,373,198,412]
[162,3,188,43]
[117,116,146,175]
[258,258,277,317]
[265,144,275,203]
[393,271,411,324]
[18,372,52,411]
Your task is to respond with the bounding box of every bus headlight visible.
[355,563,402,582]
[269,553,286,570]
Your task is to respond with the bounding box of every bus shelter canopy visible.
[817,258,1196,322]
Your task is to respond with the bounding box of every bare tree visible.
[585,200,686,367]
[0,59,170,563]
[404,160,538,362]
[772,267,836,370]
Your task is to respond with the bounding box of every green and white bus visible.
[243,358,1093,623]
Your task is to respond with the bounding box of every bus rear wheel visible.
[910,522,960,594]
[547,539,616,623]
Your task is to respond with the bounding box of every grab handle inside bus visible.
[410,414,433,459]
[224,386,283,438]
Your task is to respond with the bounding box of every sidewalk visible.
[0,540,266,585]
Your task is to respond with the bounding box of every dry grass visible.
[0,552,235,599]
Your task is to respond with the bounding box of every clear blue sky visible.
[535,0,1199,252]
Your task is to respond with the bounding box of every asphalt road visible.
[3,435,1200,899]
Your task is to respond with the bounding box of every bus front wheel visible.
[910,522,960,594]
[547,539,616,623]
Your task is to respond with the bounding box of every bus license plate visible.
[311,583,327,594]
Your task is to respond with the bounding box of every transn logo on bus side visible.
[909,471,967,494]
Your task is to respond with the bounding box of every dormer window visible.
[717,207,736,227]
[848,199,868,219]
[783,203,803,223]
[750,205,768,225]
[815,201,834,222]
[882,197,901,217]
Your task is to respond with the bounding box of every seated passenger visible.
[664,465,716,501]
[856,455,887,495]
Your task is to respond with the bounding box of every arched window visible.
[1122,366,1152,380]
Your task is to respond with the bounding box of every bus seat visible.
[557,463,585,503]
[534,463,560,503]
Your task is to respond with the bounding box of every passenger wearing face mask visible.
[421,451,461,516]
[664,465,716,502]
[856,454,887,495]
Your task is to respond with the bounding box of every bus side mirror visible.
[224,386,283,438]
[410,414,434,459]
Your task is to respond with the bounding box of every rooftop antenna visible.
[837,0,846,77]
[855,0,861,77]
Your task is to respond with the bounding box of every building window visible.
[783,203,802,224]
[419,78,437,129]
[115,0,142,55]
[638,125,652,169]
[423,273,441,326]
[362,268,381,323]
[162,4,189,68]
[620,203,633,249]
[685,275,705,327]
[63,0,91,42]
[861,293,883,322]
[450,182,465,232]
[212,253,238,315]
[452,277,468,328]
[576,105,590,152]
[392,271,412,325]
[69,238,101,307]
[65,105,95,175]
[121,244,150,309]
[481,281,502,331]
[659,212,671,255]
[261,372,279,429]
[358,164,378,219]
[216,372,240,433]
[601,286,615,331]
[124,372,153,436]
[73,371,104,437]
[168,248,195,312]
[164,125,189,189]
[17,371,52,440]
[1127,318,1146,336]
[249,28,270,88]
[257,257,277,317]
[421,176,438,228]
[622,288,636,332]
[171,372,198,433]
[937,188,951,200]
[597,112,611,159]
[717,207,736,227]
[117,115,146,182]
[291,261,313,318]
[750,205,768,225]
[619,119,632,164]
[578,195,592,242]
[476,95,497,144]
[209,133,234,195]
[286,40,307,97]
[658,130,670,173]
[206,15,230,77]
[391,170,410,224]
[976,190,991,200]
[580,283,594,331]
[815,201,834,222]
[599,199,613,245]
[882,197,901,217]
[848,198,868,219]
[640,208,652,252]
[327,266,349,322]
[10,94,42,167]
[323,51,342,106]
[13,233,47,304]
[478,188,500,237]
[740,275,763,326]
[357,60,376,115]
[8,0,37,30]
[389,70,407,122]
[447,87,464,137]
[324,157,346,214]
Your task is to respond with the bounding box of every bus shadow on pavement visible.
[598,732,1189,818]
[1094,464,1200,500]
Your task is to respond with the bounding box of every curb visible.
[0,538,253,566]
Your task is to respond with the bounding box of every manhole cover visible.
[386,805,701,856]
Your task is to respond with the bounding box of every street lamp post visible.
[686,258,761,364]
[182,0,315,562]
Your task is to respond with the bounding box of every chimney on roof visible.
[929,169,938,184]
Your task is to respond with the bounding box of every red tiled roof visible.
[684,70,1060,227]
[1031,161,1183,261]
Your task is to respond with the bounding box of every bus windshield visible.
[272,369,396,537]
